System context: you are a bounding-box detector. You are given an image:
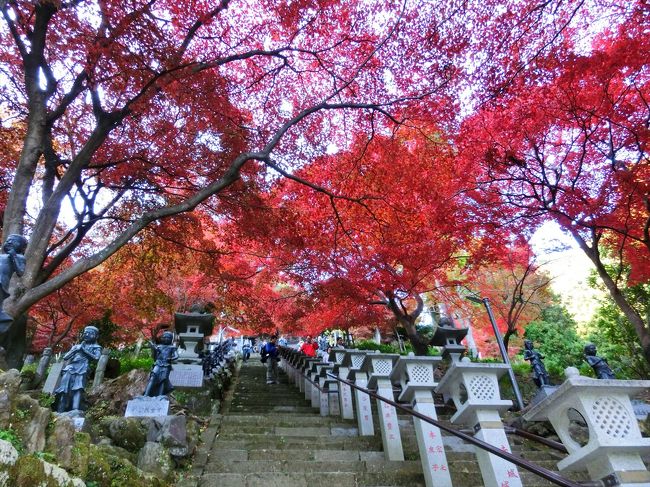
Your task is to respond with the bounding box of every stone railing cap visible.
[523,375,650,421]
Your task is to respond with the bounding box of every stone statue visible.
[584,343,616,379]
[523,339,551,387]
[55,326,102,412]
[143,331,178,397]
[0,234,27,333]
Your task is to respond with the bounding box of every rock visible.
[0,370,21,399]
[13,394,50,453]
[87,369,149,418]
[86,443,164,487]
[0,390,12,427]
[40,459,86,487]
[96,443,137,465]
[46,415,77,468]
[7,453,85,487]
[137,441,173,480]
[99,416,148,452]
[0,439,18,467]
[148,416,187,448]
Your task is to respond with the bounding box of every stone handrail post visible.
[436,357,522,487]
[391,354,453,487]
[331,349,354,420]
[342,350,374,436]
[362,351,404,461]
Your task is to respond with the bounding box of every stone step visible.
[196,471,426,487]
[227,405,317,414]
[224,413,357,423]
[211,448,388,462]
[211,436,384,451]
[219,423,359,435]
[203,459,430,474]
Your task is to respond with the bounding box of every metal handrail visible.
[327,372,586,487]
[504,426,568,454]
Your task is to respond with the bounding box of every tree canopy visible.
[0,1,647,365]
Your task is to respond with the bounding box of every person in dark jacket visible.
[264,335,280,384]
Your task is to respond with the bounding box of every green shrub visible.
[0,428,23,452]
[356,339,440,356]
[119,356,154,375]
[356,340,399,354]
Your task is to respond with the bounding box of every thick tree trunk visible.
[403,321,430,356]
[382,291,429,355]
[0,314,27,369]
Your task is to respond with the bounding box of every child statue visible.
[522,339,551,387]
[55,326,102,412]
[0,234,27,333]
[584,343,616,379]
[144,331,178,397]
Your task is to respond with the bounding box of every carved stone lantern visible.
[523,368,650,487]
[436,357,522,487]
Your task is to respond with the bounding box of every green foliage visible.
[356,340,400,354]
[355,339,440,356]
[34,451,56,463]
[0,428,23,452]
[119,356,154,375]
[38,393,55,408]
[585,268,650,379]
[172,391,188,405]
[583,294,650,379]
[87,310,120,348]
[20,362,37,374]
[523,304,585,377]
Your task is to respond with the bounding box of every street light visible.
[466,295,525,411]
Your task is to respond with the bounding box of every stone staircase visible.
[190,358,588,487]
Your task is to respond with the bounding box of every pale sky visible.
[531,221,602,328]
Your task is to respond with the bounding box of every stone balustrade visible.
[277,345,650,487]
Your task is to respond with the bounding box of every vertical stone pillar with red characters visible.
[391,354,452,487]
[436,357,522,487]
[362,351,404,460]
[331,349,354,419]
[342,350,374,436]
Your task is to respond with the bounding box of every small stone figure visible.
[55,326,102,412]
[144,331,178,397]
[584,343,616,379]
[0,235,27,333]
[523,339,551,387]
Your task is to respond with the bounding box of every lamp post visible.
[466,295,525,411]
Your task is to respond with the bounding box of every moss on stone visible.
[97,416,147,452]
[11,455,54,487]
[85,443,169,487]
[86,444,112,487]
[69,432,91,478]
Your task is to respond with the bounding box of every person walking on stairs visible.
[263,335,280,384]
